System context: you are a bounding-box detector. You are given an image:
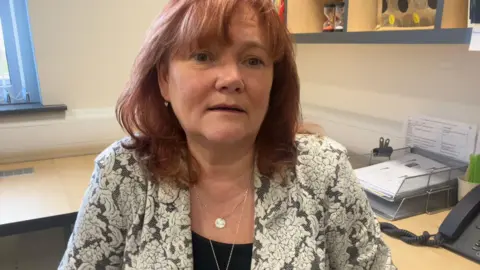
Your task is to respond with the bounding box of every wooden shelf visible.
[286,0,473,44]
[293,28,473,44]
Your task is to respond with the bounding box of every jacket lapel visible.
[156,180,193,269]
[251,169,293,270]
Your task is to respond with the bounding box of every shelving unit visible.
[286,0,474,44]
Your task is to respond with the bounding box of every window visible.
[0,21,11,94]
[0,0,41,105]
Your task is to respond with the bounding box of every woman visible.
[60,0,395,269]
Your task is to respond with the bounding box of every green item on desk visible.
[466,154,480,184]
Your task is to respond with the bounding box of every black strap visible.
[380,222,445,247]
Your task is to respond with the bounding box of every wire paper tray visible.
[348,147,468,221]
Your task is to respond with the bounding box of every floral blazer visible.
[59,134,396,269]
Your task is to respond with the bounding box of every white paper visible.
[355,153,450,199]
[469,25,480,52]
[404,115,477,163]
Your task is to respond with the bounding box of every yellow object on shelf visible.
[377,0,436,30]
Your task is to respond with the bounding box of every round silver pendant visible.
[215,218,226,229]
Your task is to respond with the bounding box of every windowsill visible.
[0,103,67,116]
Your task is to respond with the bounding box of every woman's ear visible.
[157,65,170,101]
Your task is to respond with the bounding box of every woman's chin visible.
[202,128,251,144]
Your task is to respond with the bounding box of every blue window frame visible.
[0,0,41,105]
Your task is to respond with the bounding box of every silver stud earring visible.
[164,101,169,107]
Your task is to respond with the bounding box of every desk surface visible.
[0,155,93,226]
[0,155,478,269]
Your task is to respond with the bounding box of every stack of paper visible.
[354,153,450,200]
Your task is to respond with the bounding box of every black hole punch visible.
[428,0,437,9]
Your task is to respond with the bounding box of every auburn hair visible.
[116,0,300,186]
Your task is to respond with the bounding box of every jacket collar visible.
[156,167,294,269]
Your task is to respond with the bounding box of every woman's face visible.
[159,4,273,145]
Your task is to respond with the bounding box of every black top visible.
[192,231,253,270]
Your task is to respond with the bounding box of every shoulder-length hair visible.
[116,0,300,186]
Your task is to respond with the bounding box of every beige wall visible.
[1,1,170,162]
[2,0,479,161]
[28,0,168,109]
[298,44,480,153]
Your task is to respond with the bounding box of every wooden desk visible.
[0,155,94,236]
[379,213,478,269]
[0,155,478,269]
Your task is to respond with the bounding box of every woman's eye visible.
[246,57,264,67]
[192,52,212,62]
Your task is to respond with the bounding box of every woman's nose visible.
[215,63,245,93]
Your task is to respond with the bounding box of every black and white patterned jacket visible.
[59,134,396,269]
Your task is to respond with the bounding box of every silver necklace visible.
[193,187,249,270]
[193,186,248,229]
